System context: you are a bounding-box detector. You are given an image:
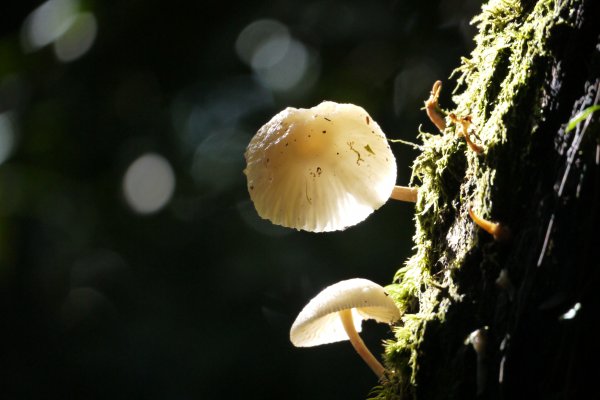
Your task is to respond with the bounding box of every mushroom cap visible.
[244,101,397,232]
[290,278,401,347]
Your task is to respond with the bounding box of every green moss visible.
[376,0,575,397]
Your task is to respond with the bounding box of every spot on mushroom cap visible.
[244,101,397,232]
[290,278,401,347]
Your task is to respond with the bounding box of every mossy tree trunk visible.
[379,0,600,399]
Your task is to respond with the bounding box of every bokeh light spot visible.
[235,19,289,65]
[123,153,175,215]
[54,12,97,62]
[250,35,291,70]
[235,19,319,94]
[191,128,247,192]
[254,38,310,92]
[21,0,78,51]
[21,0,97,62]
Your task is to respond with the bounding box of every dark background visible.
[0,1,478,398]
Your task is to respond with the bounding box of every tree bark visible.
[378,0,600,398]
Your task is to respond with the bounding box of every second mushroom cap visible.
[290,278,401,347]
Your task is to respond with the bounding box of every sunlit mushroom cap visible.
[244,101,397,232]
[290,278,401,347]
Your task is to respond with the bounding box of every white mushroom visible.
[244,101,418,232]
[466,327,489,396]
[290,278,401,378]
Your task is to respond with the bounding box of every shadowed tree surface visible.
[377,0,600,399]
[0,1,477,399]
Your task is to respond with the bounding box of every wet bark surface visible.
[414,1,600,399]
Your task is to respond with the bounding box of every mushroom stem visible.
[468,329,488,396]
[468,208,510,241]
[338,309,385,378]
[449,114,484,154]
[390,185,418,203]
[425,80,446,132]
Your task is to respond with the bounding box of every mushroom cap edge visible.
[289,278,401,347]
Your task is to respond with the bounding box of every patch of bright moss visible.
[374,0,575,398]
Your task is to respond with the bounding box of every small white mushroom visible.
[290,278,401,378]
[244,101,418,232]
[466,327,489,396]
